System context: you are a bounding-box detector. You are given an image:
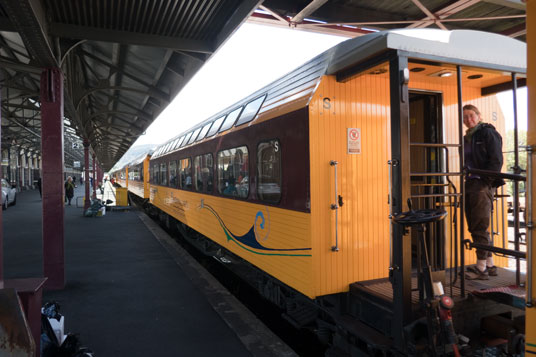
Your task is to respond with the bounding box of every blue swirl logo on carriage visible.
[201,202,311,257]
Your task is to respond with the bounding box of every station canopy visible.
[0,0,525,171]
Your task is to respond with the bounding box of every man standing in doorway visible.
[463,104,505,280]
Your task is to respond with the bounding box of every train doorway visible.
[409,91,446,270]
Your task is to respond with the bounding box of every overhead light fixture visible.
[429,70,454,78]
[369,68,388,75]
[410,67,425,72]
[468,74,483,80]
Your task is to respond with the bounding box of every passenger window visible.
[160,163,168,186]
[236,95,266,126]
[219,107,242,133]
[206,116,225,137]
[181,132,193,147]
[187,127,202,145]
[169,161,178,188]
[152,165,159,184]
[257,140,281,203]
[132,167,140,181]
[174,136,185,150]
[178,158,192,189]
[194,153,214,193]
[196,122,212,142]
[217,146,249,198]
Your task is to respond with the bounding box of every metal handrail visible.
[411,172,463,177]
[330,160,339,252]
[464,168,526,182]
[410,142,461,148]
[465,241,526,259]
[411,193,461,198]
[527,146,534,307]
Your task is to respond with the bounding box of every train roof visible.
[127,151,154,168]
[327,28,526,76]
[151,29,526,159]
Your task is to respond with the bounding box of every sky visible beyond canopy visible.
[127,23,526,157]
[132,23,348,147]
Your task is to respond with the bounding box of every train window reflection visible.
[169,161,178,188]
[218,107,242,133]
[236,95,266,126]
[174,135,185,149]
[196,122,212,142]
[151,165,159,184]
[206,116,225,137]
[194,153,214,193]
[257,140,281,203]
[187,127,202,145]
[160,163,168,186]
[217,146,249,198]
[178,158,192,189]
[181,132,193,147]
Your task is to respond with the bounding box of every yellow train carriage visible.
[150,29,524,299]
[127,154,151,199]
[308,64,512,296]
[116,165,128,188]
[144,29,528,353]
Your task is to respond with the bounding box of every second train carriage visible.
[126,29,530,354]
[126,153,152,199]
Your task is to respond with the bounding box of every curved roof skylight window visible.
[180,132,193,147]
[196,122,213,142]
[187,127,202,145]
[235,95,266,126]
[219,107,243,133]
[174,135,185,150]
[206,116,225,137]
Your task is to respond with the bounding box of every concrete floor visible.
[2,185,294,356]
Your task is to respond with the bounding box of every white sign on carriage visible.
[347,128,361,154]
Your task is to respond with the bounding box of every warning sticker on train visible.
[347,128,361,154]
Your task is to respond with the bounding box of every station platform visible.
[3,185,295,356]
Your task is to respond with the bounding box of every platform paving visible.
[3,185,294,356]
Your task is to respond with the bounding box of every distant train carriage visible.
[116,165,128,188]
[127,154,151,199]
[141,29,527,355]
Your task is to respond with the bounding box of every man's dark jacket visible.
[465,123,505,187]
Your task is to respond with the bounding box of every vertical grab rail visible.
[527,145,534,307]
[330,160,339,252]
[388,159,399,266]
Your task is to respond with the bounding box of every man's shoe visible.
[465,267,489,280]
[487,265,498,276]
[468,265,498,277]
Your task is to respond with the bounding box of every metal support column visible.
[97,165,102,187]
[526,0,536,351]
[511,73,522,286]
[40,68,65,290]
[84,140,90,209]
[456,66,466,297]
[92,154,97,199]
[0,85,3,283]
[389,54,412,350]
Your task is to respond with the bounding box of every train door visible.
[409,91,446,270]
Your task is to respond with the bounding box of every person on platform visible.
[37,177,42,198]
[463,104,505,280]
[65,176,75,206]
